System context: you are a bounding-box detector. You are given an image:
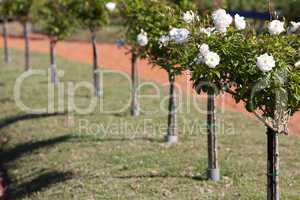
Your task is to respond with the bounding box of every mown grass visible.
[0,48,299,200]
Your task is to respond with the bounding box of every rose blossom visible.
[268,20,285,35]
[137,30,148,47]
[289,21,300,33]
[105,2,116,12]
[158,35,170,48]
[234,14,246,30]
[169,28,190,44]
[199,27,215,36]
[212,9,233,33]
[182,11,195,24]
[256,53,276,72]
[204,52,221,68]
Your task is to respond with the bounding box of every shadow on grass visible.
[113,172,207,181]
[0,135,74,199]
[0,112,66,130]
[0,98,11,103]
[72,135,162,143]
[0,135,72,163]
[11,170,73,199]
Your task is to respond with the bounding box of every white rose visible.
[199,44,210,57]
[199,27,215,36]
[169,28,190,44]
[295,60,300,68]
[137,30,148,47]
[268,20,285,35]
[195,44,210,64]
[289,21,300,33]
[182,11,195,24]
[234,14,246,30]
[158,35,170,48]
[204,51,220,68]
[212,9,233,33]
[256,53,276,72]
[105,2,116,12]
[212,9,227,21]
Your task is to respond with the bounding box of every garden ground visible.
[0,39,299,199]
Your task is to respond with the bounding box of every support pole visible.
[49,39,58,84]
[165,74,177,144]
[207,90,220,181]
[267,127,280,200]
[130,52,140,116]
[23,22,31,71]
[91,30,101,97]
[3,19,10,64]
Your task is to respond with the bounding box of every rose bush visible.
[185,12,300,133]
[121,0,191,143]
[72,0,116,97]
[183,8,299,196]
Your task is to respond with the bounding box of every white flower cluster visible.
[268,20,285,35]
[295,60,300,68]
[234,14,246,30]
[105,2,116,12]
[199,27,215,37]
[169,28,190,44]
[157,28,190,47]
[289,21,300,34]
[137,30,148,47]
[182,11,196,24]
[211,10,247,33]
[196,44,220,69]
[158,35,170,48]
[212,9,233,33]
[256,53,276,72]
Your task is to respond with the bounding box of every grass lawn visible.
[0,48,299,200]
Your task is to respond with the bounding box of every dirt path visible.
[0,35,299,137]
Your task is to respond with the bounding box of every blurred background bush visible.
[1,0,299,43]
[170,0,300,21]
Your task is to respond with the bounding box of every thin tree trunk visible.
[165,74,177,144]
[207,90,219,181]
[49,39,57,84]
[131,52,140,116]
[91,30,101,97]
[23,22,31,71]
[267,127,280,200]
[2,19,10,64]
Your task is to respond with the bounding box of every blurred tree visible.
[122,0,189,142]
[2,0,40,70]
[120,0,144,117]
[73,0,113,97]
[0,0,12,64]
[169,0,300,21]
[38,0,79,84]
[169,0,196,10]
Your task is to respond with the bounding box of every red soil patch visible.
[0,35,299,137]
